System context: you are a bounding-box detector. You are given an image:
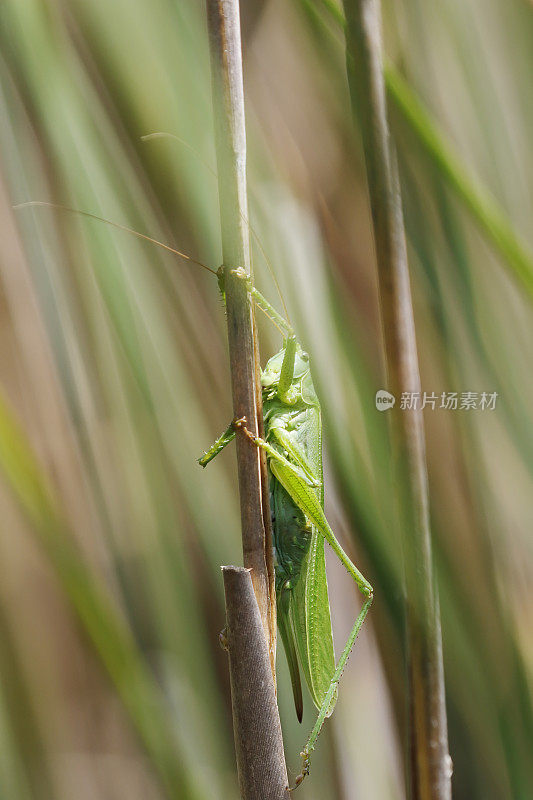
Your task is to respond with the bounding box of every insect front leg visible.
[230,267,294,337]
[276,335,298,404]
[198,422,236,467]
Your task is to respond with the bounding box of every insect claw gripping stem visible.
[229,267,295,337]
[232,416,261,448]
[290,753,310,792]
[219,626,229,652]
[232,416,253,437]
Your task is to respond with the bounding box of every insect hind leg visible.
[233,418,320,489]
[236,415,374,790]
[291,594,373,790]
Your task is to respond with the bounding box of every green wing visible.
[271,451,337,716]
[290,527,337,715]
[269,375,337,716]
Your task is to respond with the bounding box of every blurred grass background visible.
[0,0,532,798]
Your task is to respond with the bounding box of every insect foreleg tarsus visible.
[229,267,294,338]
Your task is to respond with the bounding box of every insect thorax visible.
[261,345,322,592]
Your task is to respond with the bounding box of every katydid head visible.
[261,342,310,391]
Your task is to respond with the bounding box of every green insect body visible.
[262,343,336,722]
[200,272,373,787]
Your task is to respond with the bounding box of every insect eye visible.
[301,352,309,361]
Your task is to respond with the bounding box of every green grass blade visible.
[0,389,203,800]
[385,63,533,301]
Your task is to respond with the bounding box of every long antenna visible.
[140,131,291,322]
[13,200,288,334]
[13,201,218,276]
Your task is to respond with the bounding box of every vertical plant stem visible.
[341,1,452,798]
[205,2,288,796]
[223,567,290,800]
[205,0,275,662]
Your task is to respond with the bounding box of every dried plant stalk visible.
[206,1,288,796]
[342,1,452,797]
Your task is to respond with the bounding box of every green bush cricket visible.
[15,201,373,789]
[199,267,373,787]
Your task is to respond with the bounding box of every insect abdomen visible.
[270,475,312,591]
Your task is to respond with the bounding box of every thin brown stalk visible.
[341,1,452,798]
[205,1,288,796]
[205,0,276,667]
[223,568,289,800]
